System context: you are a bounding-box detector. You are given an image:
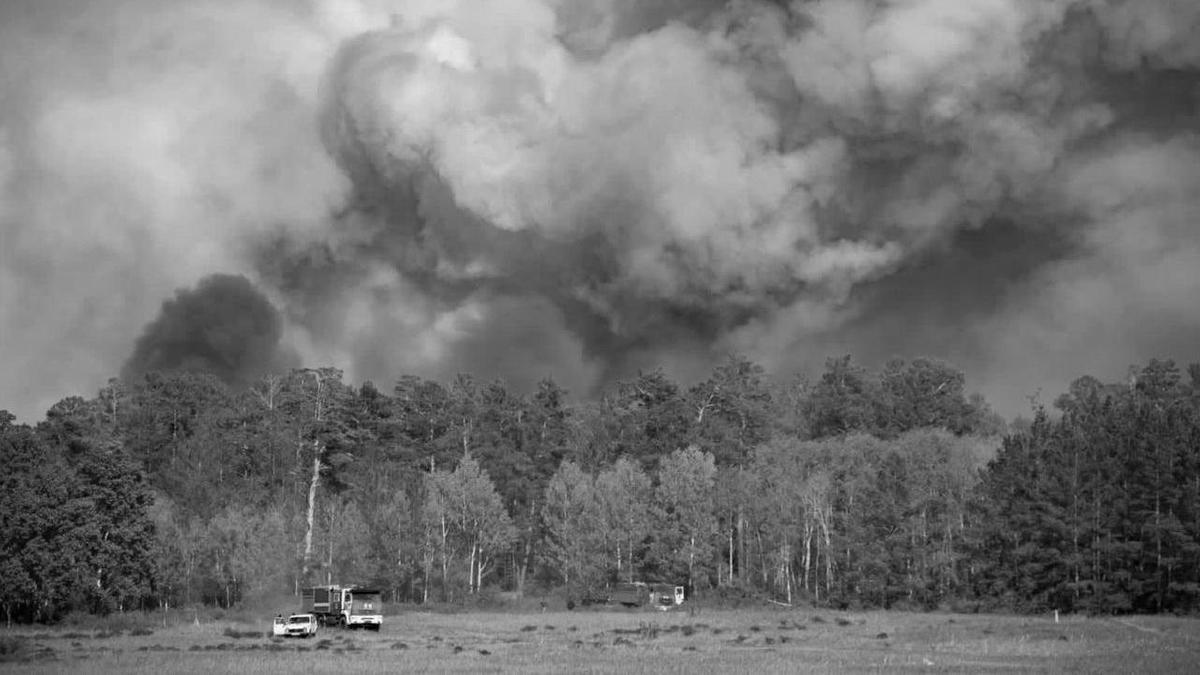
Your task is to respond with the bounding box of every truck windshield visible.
[351,594,381,610]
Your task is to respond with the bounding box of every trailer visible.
[300,585,383,630]
[610,581,685,609]
[611,582,649,607]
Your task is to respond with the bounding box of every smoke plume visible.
[2,0,1199,420]
[121,274,297,386]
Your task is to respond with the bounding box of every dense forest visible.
[3,355,1200,623]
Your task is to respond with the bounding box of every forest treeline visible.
[2,355,1200,623]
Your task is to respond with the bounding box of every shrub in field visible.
[698,582,766,610]
[0,637,54,664]
[0,636,28,661]
[61,610,156,634]
[207,607,261,625]
[221,627,265,639]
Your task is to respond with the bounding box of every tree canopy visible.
[3,355,1199,620]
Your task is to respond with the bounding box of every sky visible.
[1,0,1199,422]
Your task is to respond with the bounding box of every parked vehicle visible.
[649,583,686,609]
[301,585,383,630]
[611,582,649,607]
[283,613,319,638]
[271,615,287,637]
[609,581,686,609]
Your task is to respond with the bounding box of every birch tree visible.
[281,368,356,584]
[653,447,717,591]
[452,454,516,594]
[422,470,456,601]
[542,461,602,588]
[595,458,652,583]
[423,454,515,597]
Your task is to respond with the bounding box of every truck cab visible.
[343,588,382,631]
[649,583,685,609]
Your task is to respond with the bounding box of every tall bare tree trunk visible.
[729,506,739,581]
[626,531,636,583]
[688,535,696,591]
[475,545,485,593]
[821,510,832,600]
[439,513,450,602]
[728,523,734,586]
[802,523,813,591]
[468,541,478,594]
[785,547,793,605]
[302,445,321,580]
[300,370,327,585]
[423,557,430,604]
[616,540,622,582]
[516,504,537,596]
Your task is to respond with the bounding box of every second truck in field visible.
[300,585,383,630]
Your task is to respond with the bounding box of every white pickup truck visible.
[282,613,319,638]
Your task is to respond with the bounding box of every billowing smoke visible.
[121,274,297,386]
[2,0,1199,420]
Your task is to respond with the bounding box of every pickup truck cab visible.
[284,613,319,638]
[650,583,685,609]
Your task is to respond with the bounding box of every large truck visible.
[300,585,383,630]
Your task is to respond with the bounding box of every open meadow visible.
[2,607,1198,673]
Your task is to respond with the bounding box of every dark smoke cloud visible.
[2,0,1200,421]
[121,274,297,386]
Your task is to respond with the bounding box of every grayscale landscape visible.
[2,1,1199,672]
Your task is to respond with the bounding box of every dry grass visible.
[1,608,1197,673]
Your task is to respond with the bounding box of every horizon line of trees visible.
[2,355,1199,623]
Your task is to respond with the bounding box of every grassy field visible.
[2,607,1197,673]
